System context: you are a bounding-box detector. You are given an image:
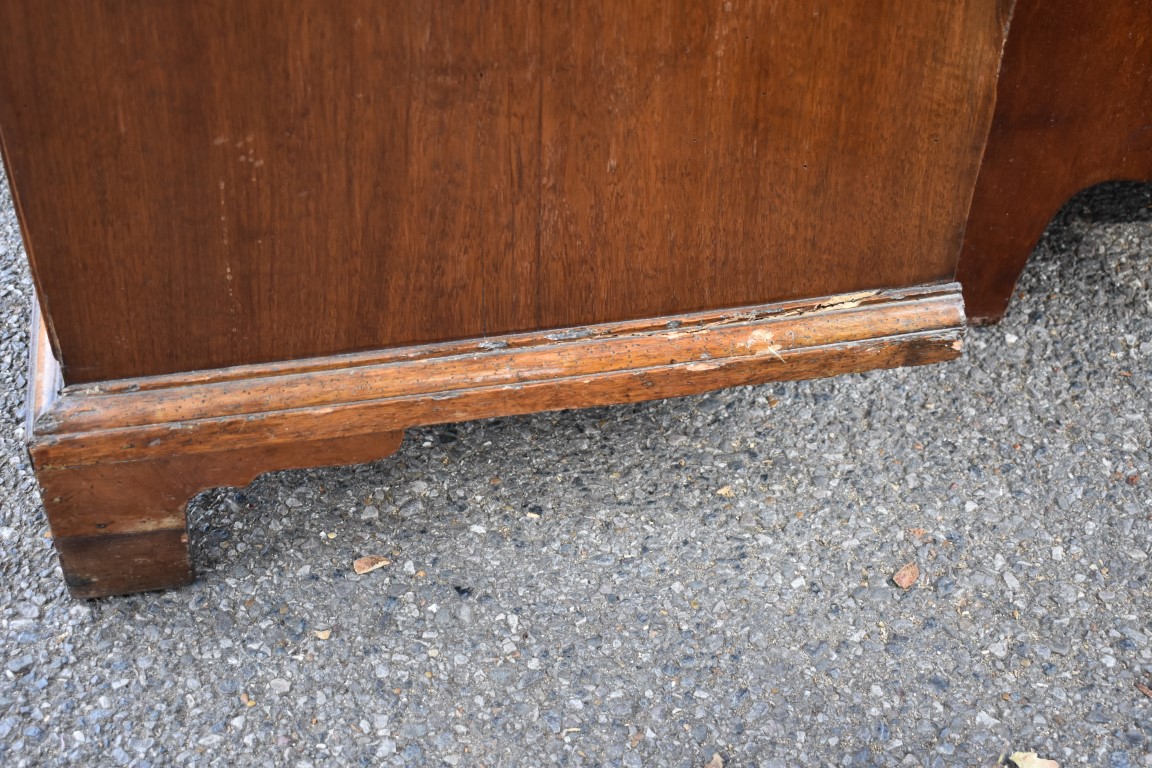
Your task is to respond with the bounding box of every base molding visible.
[29,283,965,597]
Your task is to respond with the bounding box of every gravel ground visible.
[0,172,1150,768]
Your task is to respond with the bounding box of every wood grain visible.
[35,432,403,598]
[0,1,541,383]
[538,0,1009,324]
[44,287,961,437]
[53,529,194,600]
[0,0,1007,383]
[33,284,966,469]
[27,284,965,596]
[958,0,1152,323]
[34,433,406,540]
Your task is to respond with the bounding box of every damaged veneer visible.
[28,282,965,598]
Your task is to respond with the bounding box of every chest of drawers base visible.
[27,283,965,598]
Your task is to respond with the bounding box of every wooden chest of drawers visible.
[1,0,1023,596]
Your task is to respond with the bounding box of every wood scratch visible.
[813,290,880,311]
[745,329,787,362]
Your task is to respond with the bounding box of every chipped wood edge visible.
[31,283,967,470]
[64,283,945,396]
[25,294,61,442]
[27,282,966,597]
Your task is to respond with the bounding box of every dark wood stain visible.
[54,529,194,599]
[0,0,1006,383]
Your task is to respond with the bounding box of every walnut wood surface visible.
[29,285,965,597]
[34,285,965,469]
[0,0,1007,383]
[43,287,959,438]
[958,0,1152,323]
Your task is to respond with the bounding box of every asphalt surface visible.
[0,174,1150,767]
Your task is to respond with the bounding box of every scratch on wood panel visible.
[774,290,883,318]
[217,179,229,248]
[217,178,242,335]
[103,516,184,534]
[657,291,881,341]
[813,290,881,311]
[743,329,787,362]
[545,329,595,341]
[699,313,759,329]
[768,291,882,319]
[663,315,758,341]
